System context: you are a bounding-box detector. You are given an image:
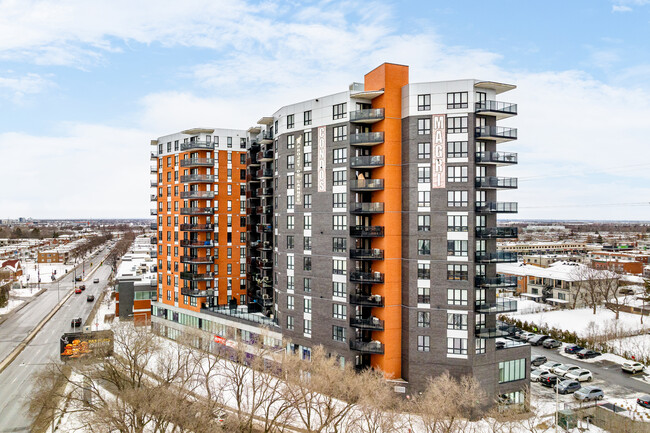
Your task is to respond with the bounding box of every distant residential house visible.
[0,260,23,281]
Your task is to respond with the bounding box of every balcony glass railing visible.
[350,317,384,330]
[350,202,384,214]
[180,158,215,167]
[349,340,384,354]
[475,151,518,164]
[475,251,518,263]
[475,176,518,189]
[180,190,215,199]
[180,272,214,281]
[475,100,517,115]
[180,256,213,264]
[180,239,214,248]
[180,223,214,231]
[475,126,517,140]
[475,227,519,239]
[180,174,215,183]
[475,327,509,339]
[349,131,384,146]
[349,225,384,237]
[256,187,273,196]
[349,293,384,307]
[180,287,214,297]
[350,249,384,260]
[257,150,274,161]
[257,169,274,178]
[475,202,518,213]
[180,141,215,151]
[150,209,158,216]
[475,275,518,288]
[475,300,518,314]
[180,207,213,215]
[350,155,384,168]
[349,108,385,123]
[350,271,384,283]
[349,179,384,191]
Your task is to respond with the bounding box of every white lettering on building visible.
[317,126,327,192]
[432,114,446,189]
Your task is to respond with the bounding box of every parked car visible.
[93,278,100,284]
[86,295,95,302]
[540,374,561,388]
[555,379,581,395]
[577,349,601,359]
[565,369,593,382]
[622,361,645,373]
[525,333,540,342]
[74,288,82,294]
[574,386,604,402]
[71,317,82,327]
[531,355,547,367]
[79,285,86,291]
[637,395,650,409]
[543,339,562,349]
[75,275,82,282]
[553,364,581,377]
[518,332,536,341]
[529,335,551,346]
[531,369,554,382]
[539,361,563,372]
[565,344,584,354]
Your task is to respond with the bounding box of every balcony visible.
[256,187,273,197]
[181,287,214,297]
[256,224,273,233]
[475,151,518,165]
[475,100,517,119]
[149,251,157,258]
[475,275,518,288]
[150,180,158,187]
[180,158,215,168]
[180,239,214,248]
[180,141,214,151]
[256,205,272,214]
[475,202,518,214]
[349,108,385,124]
[351,202,384,214]
[150,237,157,245]
[256,241,273,251]
[150,222,158,230]
[180,207,213,215]
[350,225,384,237]
[257,150,274,162]
[257,169,273,179]
[475,227,519,239]
[150,209,158,216]
[150,194,157,202]
[349,179,384,192]
[150,165,158,174]
[475,327,509,339]
[180,272,214,281]
[350,249,384,260]
[350,155,384,169]
[180,255,213,264]
[180,190,215,199]
[475,176,518,189]
[476,251,518,263]
[254,258,272,269]
[150,152,158,160]
[475,300,518,314]
[349,340,384,354]
[246,156,259,167]
[259,132,273,144]
[350,271,384,284]
[180,174,215,183]
[180,223,214,232]
[349,131,384,146]
[475,126,517,143]
[350,316,384,331]
[349,293,384,307]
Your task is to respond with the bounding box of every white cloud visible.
[612,5,633,11]
[0,72,53,102]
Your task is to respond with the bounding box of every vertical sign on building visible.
[317,126,327,192]
[295,135,303,205]
[432,114,446,189]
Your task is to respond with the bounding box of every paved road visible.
[0,247,114,432]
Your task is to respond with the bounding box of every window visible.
[447,191,468,207]
[286,316,294,330]
[333,103,347,120]
[287,114,294,129]
[418,166,431,183]
[333,148,347,164]
[499,359,526,383]
[417,263,430,280]
[287,155,295,170]
[287,135,295,149]
[304,194,312,208]
[418,142,431,159]
[417,311,430,328]
[304,110,312,126]
[227,137,232,148]
[447,141,468,158]
[447,166,468,183]
[304,214,312,229]
[287,255,294,270]
[303,152,312,168]
[304,278,311,293]
[417,118,431,135]
[332,304,347,320]
[333,193,347,208]
[476,339,486,354]
[417,286,430,303]
[447,92,468,109]
[304,319,312,335]
[333,126,347,142]
[333,215,347,230]
[447,264,468,280]
[447,288,468,306]
[418,335,430,352]
[304,173,312,188]
[418,239,431,256]
[417,215,431,232]
[333,170,346,186]
[333,258,346,275]
[286,236,294,249]
[333,282,346,297]
[447,215,468,232]
[332,325,346,342]
[447,240,468,257]
[287,175,295,189]
[447,338,467,355]
[240,138,247,149]
[417,94,431,111]
[304,237,312,251]
[447,313,468,330]
[447,117,468,133]
[303,256,311,270]
[287,276,294,291]
[418,191,431,207]
[332,237,346,253]
[287,295,295,310]
[304,298,312,313]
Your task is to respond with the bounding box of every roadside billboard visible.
[59,330,114,361]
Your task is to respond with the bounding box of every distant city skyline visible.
[1,0,649,220]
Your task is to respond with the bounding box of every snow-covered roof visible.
[497,261,613,282]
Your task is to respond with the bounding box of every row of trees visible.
[106,231,136,273]
[69,234,114,265]
[29,324,535,433]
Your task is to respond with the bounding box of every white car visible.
[565,369,593,382]
[622,361,645,373]
[539,361,563,372]
[553,364,580,377]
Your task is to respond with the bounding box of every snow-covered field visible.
[19,261,71,284]
[0,298,24,316]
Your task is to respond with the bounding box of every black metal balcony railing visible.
[350,249,384,260]
[475,151,518,165]
[475,100,518,116]
[349,131,384,146]
[180,141,215,151]
[475,227,519,239]
[180,256,213,264]
[150,194,157,202]
[350,340,384,354]
[350,155,385,169]
[150,209,158,216]
[180,271,214,281]
[181,287,214,297]
[417,294,430,304]
[475,126,517,141]
[349,179,384,191]
[350,225,384,237]
[475,251,518,263]
[475,275,518,288]
[475,202,518,213]
[349,293,384,307]
[350,271,384,284]
[350,202,384,214]
[180,158,214,168]
[150,222,158,230]
[349,108,385,123]
[475,327,509,339]
[150,165,157,174]
[180,174,215,183]
[180,223,214,232]
[350,317,384,331]
[180,239,214,248]
[150,152,158,160]
[150,180,158,187]
[180,190,215,199]
[150,237,157,244]
[259,132,273,143]
[475,300,518,314]
[475,176,518,189]
[180,207,213,215]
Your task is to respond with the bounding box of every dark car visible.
[543,339,562,349]
[577,349,601,359]
[531,355,548,367]
[565,344,583,354]
[79,285,86,291]
[75,275,82,282]
[86,294,95,302]
[540,374,561,388]
[71,317,82,327]
[555,379,581,395]
[529,335,551,346]
[637,395,650,409]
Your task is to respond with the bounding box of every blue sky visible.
[0,0,649,220]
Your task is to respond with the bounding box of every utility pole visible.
[555,379,559,432]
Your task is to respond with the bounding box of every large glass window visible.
[417,118,431,135]
[333,282,346,297]
[447,240,468,257]
[447,313,468,330]
[417,263,430,280]
[447,215,468,232]
[447,337,467,355]
[447,92,468,109]
[417,311,430,328]
[499,359,527,383]
[332,304,347,320]
[447,191,468,207]
[332,325,346,342]
[417,335,430,352]
[447,264,468,280]
[333,126,347,142]
[418,142,431,159]
[447,141,468,158]
[417,94,431,111]
[447,288,468,306]
[447,117,468,133]
[333,103,347,120]
[447,166,468,183]
[333,148,347,164]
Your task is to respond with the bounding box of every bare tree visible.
[348,369,405,433]
[571,265,608,314]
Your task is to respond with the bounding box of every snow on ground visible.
[10,287,42,298]
[19,261,72,285]
[514,297,553,314]
[92,291,117,331]
[606,334,650,365]
[0,298,25,315]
